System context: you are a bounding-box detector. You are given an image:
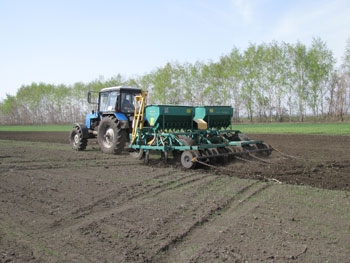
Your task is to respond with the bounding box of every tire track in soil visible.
[42,173,223,263]
[152,181,272,263]
[30,172,219,262]
[47,170,215,232]
[0,170,177,263]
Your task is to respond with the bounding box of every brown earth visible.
[0,131,349,262]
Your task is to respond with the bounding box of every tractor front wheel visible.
[69,126,87,151]
[97,116,126,154]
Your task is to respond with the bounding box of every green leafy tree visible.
[241,43,260,122]
[290,42,309,122]
[343,38,350,74]
[151,63,174,104]
[0,94,19,124]
[308,37,335,118]
[264,42,289,121]
[217,48,244,121]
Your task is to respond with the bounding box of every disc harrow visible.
[178,140,273,169]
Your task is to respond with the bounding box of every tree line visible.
[1,37,350,125]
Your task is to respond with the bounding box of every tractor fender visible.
[73,123,89,139]
[114,113,130,129]
[117,120,129,129]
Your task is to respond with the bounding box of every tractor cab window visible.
[99,91,119,112]
[99,93,108,112]
[121,93,136,113]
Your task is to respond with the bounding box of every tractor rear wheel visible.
[69,126,87,151]
[97,116,126,154]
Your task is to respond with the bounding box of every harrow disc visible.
[205,148,219,163]
[257,143,273,156]
[217,147,230,162]
[224,146,235,160]
[236,146,249,157]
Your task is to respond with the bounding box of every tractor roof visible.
[100,86,141,93]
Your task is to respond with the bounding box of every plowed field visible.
[0,131,349,262]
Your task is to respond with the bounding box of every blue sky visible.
[1,0,349,98]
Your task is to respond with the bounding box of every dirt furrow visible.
[28,175,222,262]
[46,171,213,232]
[37,177,257,262]
[154,182,272,262]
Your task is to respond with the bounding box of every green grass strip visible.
[232,122,350,135]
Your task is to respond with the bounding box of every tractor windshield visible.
[99,91,118,112]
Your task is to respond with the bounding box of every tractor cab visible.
[85,86,142,134]
[97,86,141,116]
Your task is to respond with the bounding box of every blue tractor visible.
[69,86,142,154]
